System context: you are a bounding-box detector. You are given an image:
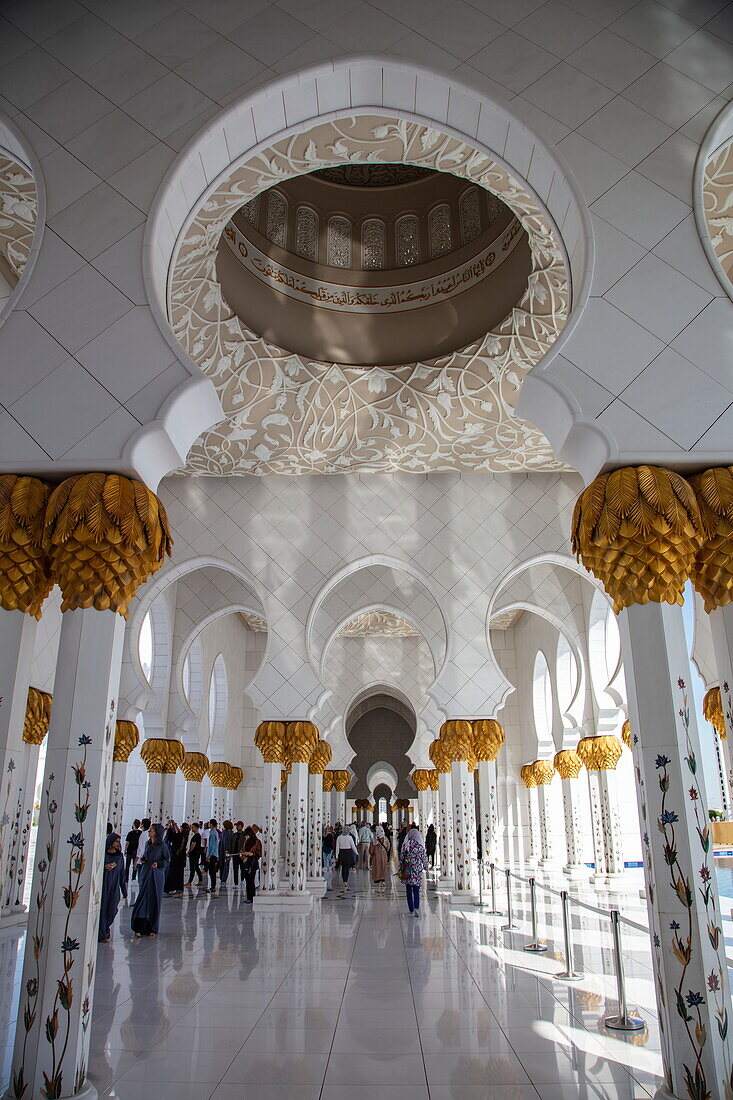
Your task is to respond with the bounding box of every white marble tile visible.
[29,265,133,353]
[25,77,112,143]
[49,183,144,261]
[591,170,688,249]
[569,29,656,91]
[420,1,503,61]
[123,72,214,139]
[578,97,672,167]
[515,0,601,57]
[612,1,697,57]
[523,63,614,128]
[43,12,126,68]
[66,109,158,179]
[230,7,313,65]
[555,133,628,205]
[469,30,557,92]
[81,40,167,104]
[671,298,733,390]
[621,60,715,126]
[605,253,712,342]
[620,347,733,448]
[563,297,665,393]
[0,310,70,405]
[666,26,733,91]
[177,38,266,102]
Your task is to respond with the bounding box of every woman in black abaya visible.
[131,823,169,937]
[99,830,126,942]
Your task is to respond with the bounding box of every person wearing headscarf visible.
[99,829,126,942]
[163,821,186,896]
[205,819,221,892]
[425,823,437,868]
[399,824,429,917]
[369,824,391,892]
[240,825,262,903]
[131,823,169,937]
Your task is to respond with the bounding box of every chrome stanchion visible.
[604,910,644,1031]
[487,862,500,915]
[523,877,548,953]
[555,889,582,980]
[477,856,483,907]
[502,868,516,930]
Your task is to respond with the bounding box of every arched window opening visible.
[208,653,228,740]
[327,216,351,267]
[589,589,619,701]
[139,612,153,685]
[395,214,420,266]
[429,204,452,259]
[532,650,553,744]
[182,652,191,703]
[361,218,385,269]
[459,187,481,245]
[295,205,318,262]
[556,633,578,714]
[266,190,288,248]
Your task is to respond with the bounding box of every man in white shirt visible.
[357,821,373,869]
[135,818,151,873]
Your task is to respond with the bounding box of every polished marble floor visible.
[0,864,673,1099]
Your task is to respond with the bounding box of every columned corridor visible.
[1,865,679,1099]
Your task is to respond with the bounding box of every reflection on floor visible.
[0,865,678,1099]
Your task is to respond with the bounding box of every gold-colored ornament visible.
[703,686,726,738]
[284,720,319,764]
[428,738,451,774]
[180,750,209,782]
[621,719,632,749]
[472,718,504,761]
[332,769,351,792]
[553,749,582,779]
[322,770,334,792]
[427,769,440,790]
[113,719,139,762]
[254,720,286,763]
[207,760,231,787]
[576,734,623,771]
[45,473,173,618]
[23,686,52,745]
[227,765,243,790]
[411,769,432,791]
[571,465,702,612]
[689,467,733,612]
[309,739,332,774]
[531,759,555,785]
[520,764,537,789]
[440,719,473,763]
[0,475,52,618]
[140,737,184,774]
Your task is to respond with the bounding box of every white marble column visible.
[307,771,325,896]
[578,736,627,887]
[285,762,310,898]
[619,600,733,1100]
[554,750,587,878]
[256,759,283,901]
[109,720,139,832]
[450,761,476,899]
[710,607,733,808]
[437,770,454,889]
[10,607,125,1100]
[521,767,540,867]
[476,758,498,875]
[0,610,37,905]
[4,745,38,916]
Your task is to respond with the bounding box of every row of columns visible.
[0,471,172,1100]
[521,734,627,884]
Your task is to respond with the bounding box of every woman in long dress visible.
[369,825,391,893]
[99,830,126,942]
[399,825,429,917]
[164,822,186,896]
[131,824,169,937]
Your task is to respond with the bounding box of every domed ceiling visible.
[170,114,570,475]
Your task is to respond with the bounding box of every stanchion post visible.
[502,868,516,930]
[604,910,644,1031]
[488,862,500,915]
[477,856,483,907]
[555,889,582,980]
[523,876,548,953]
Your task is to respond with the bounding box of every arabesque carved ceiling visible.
[170,115,570,477]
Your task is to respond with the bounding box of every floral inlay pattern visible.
[170,116,569,475]
[0,151,36,291]
[703,140,733,290]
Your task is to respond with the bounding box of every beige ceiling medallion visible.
[338,610,422,637]
[0,151,37,292]
[702,139,733,291]
[169,114,570,476]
